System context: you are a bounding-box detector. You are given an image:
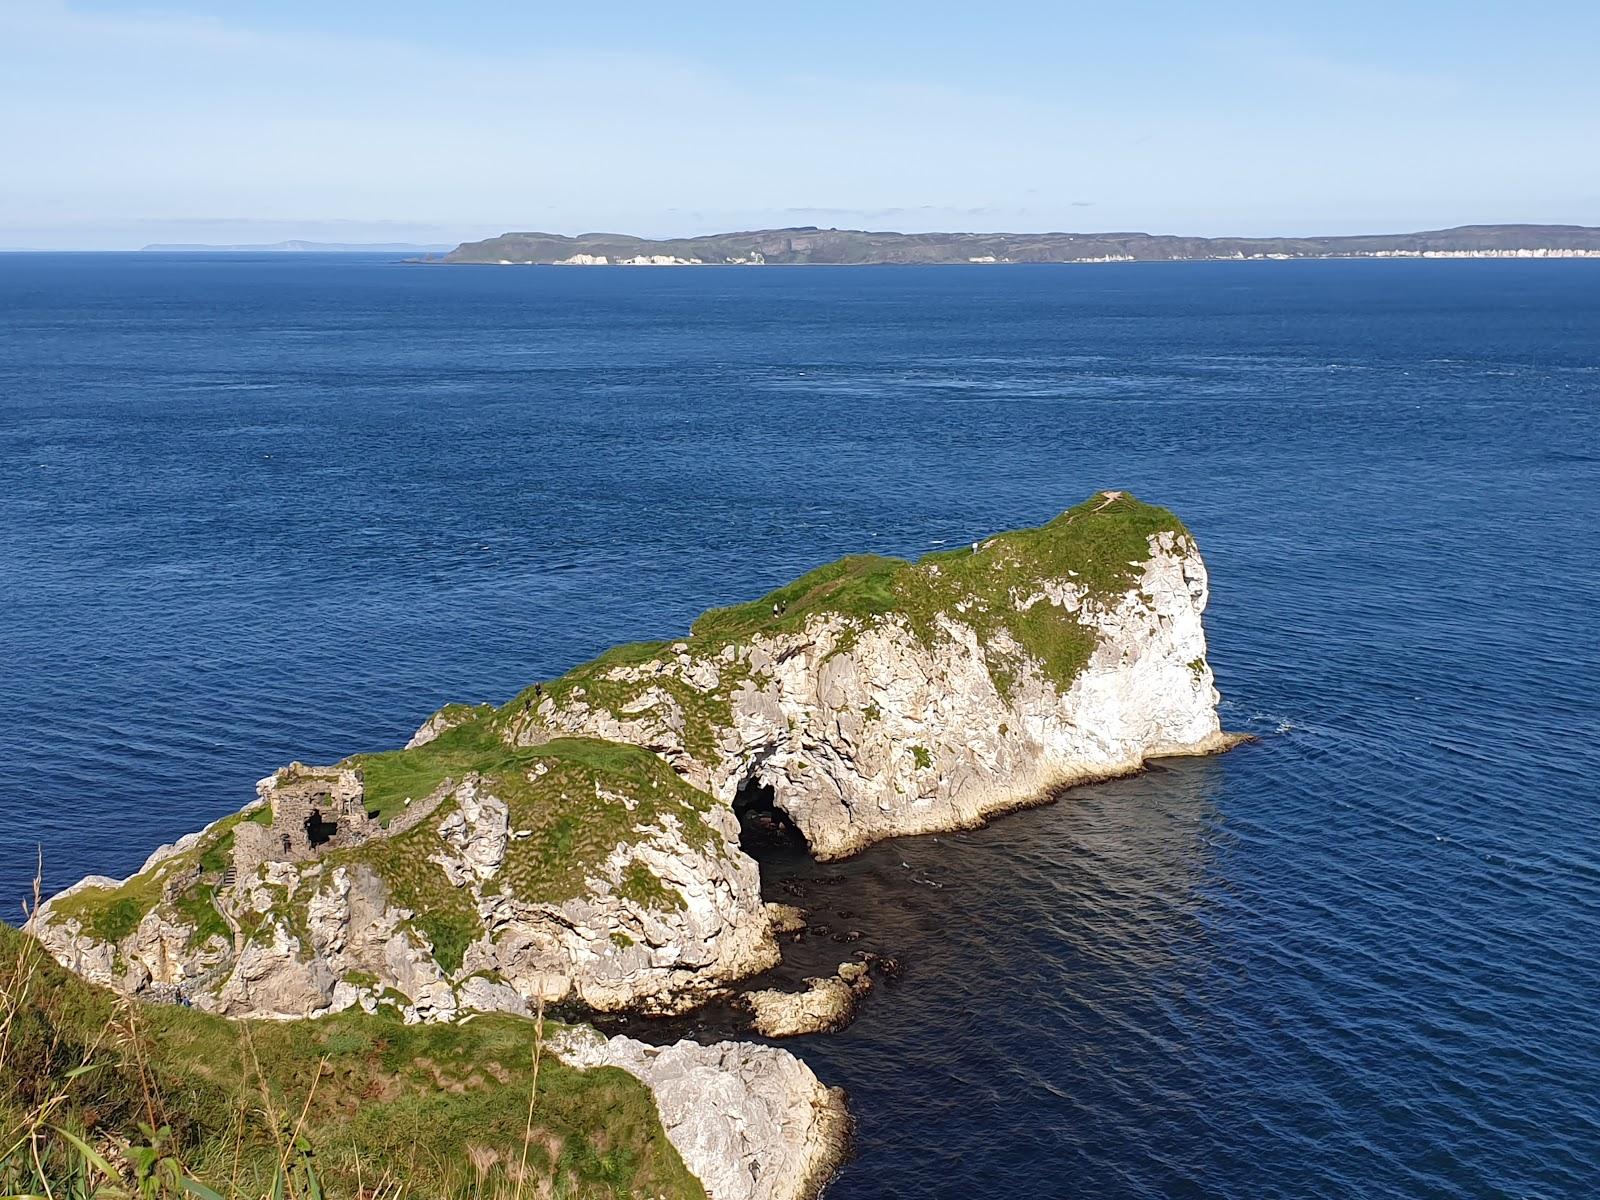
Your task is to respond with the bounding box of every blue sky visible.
[3,0,1598,248]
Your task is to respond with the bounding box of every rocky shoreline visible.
[33,492,1236,1199]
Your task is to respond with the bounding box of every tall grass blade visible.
[44,1126,119,1182]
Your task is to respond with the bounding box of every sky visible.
[3,0,1599,249]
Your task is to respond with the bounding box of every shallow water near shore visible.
[3,255,1599,1198]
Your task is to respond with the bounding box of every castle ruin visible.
[232,763,378,878]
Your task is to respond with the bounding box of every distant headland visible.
[439,223,1600,266]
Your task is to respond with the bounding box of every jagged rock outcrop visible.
[551,1027,850,1200]
[36,492,1235,1027]
[746,962,873,1038]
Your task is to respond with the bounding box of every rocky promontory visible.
[34,491,1237,1198]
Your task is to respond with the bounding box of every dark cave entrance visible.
[304,808,339,848]
[733,778,810,862]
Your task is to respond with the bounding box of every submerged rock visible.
[765,902,808,934]
[746,962,874,1038]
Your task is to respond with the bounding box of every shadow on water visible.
[776,753,1231,997]
[593,753,1232,1063]
[787,753,1236,1198]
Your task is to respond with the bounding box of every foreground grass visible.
[0,921,704,1200]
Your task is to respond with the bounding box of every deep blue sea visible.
[2,254,1597,1199]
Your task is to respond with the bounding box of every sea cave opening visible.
[304,808,339,848]
[733,778,810,862]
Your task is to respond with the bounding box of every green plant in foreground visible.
[2,882,705,1200]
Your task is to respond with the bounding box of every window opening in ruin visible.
[305,808,339,848]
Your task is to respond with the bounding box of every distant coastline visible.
[437,223,1600,266]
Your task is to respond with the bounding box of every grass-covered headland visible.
[39,492,1195,1008]
[17,491,1201,1197]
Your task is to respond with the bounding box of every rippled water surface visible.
[3,255,1598,1198]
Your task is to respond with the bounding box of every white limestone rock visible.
[33,493,1238,1200]
[745,963,873,1038]
[520,523,1233,859]
[551,1027,849,1200]
[37,495,1235,1027]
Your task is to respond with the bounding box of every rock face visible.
[33,491,1238,1200]
[517,523,1227,860]
[35,493,1233,1026]
[551,1027,850,1200]
[35,755,777,1023]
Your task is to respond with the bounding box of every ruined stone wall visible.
[232,764,376,878]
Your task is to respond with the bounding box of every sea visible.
[2,253,1597,1199]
